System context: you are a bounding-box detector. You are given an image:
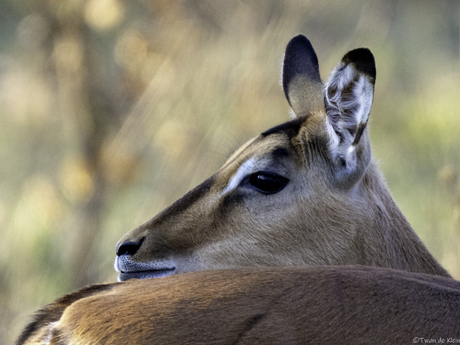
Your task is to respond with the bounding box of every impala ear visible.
[282,35,324,117]
[325,48,376,185]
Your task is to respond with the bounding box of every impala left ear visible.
[325,48,376,185]
[282,35,324,117]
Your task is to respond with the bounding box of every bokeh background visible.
[1,0,460,343]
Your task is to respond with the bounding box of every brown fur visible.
[19,267,460,344]
[16,284,115,345]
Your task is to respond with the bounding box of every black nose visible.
[116,238,144,256]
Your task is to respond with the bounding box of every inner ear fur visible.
[324,47,376,183]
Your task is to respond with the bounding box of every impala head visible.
[114,35,379,280]
[115,35,449,281]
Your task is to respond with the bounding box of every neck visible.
[358,163,451,277]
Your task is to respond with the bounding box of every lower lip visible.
[118,268,176,281]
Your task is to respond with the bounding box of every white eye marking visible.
[221,158,255,196]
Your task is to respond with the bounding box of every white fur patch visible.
[325,63,373,156]
[45,322,59,344]
[326,120,340,156]
[221,158,255,195]
[352,75,373,127]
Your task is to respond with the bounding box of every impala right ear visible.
[282,35,324,117]
[325,48,376,185]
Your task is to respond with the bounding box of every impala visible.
[18,35,458,344]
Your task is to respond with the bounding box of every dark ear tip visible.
[287,34,312,49]
[285,35,317,63]
[283,34,320,84]
[342,48,376,79]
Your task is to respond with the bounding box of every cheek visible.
[216,192,245,219]
[194,238,250,269]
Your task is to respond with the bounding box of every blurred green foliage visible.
[1,0,460,343]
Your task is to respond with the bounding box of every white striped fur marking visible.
[221,158,255,196]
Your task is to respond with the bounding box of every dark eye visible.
[247,172,289,194]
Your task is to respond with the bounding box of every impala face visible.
[115,115,347,280]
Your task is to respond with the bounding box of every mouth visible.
[114,256,176,281]
[117,267,176,281]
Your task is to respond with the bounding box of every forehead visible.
[261,117,303,138]
[220,118,304,172]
